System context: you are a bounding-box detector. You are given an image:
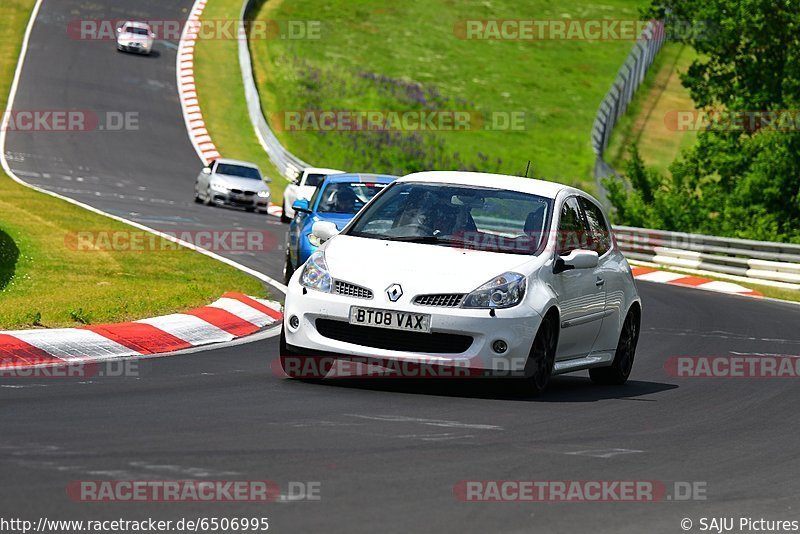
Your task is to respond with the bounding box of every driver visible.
[334,187,357,213]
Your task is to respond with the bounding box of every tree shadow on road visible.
[0,229,20,291]
[301,374,678,402]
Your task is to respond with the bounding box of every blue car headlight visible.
[461,272,526,309]
[307,233,322,247]
[300,250,332,293]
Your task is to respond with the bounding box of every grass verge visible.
[193,0,288,200]
[605,42,698,174]
[0,0,264,329]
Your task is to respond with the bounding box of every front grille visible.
[315,319,473,354]
[229,189,255,196]
[413,293,466,307]
[334,280,373,299]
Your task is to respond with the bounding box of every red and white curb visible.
[631,266,762,297]
[0,293,283,369]
[177,0,219,165]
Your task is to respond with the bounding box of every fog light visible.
[492,340,508,354]
[289,315,300,329]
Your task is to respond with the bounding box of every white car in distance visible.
[281,167,344,222]
[116,21,155,55]
[281,171,642,394]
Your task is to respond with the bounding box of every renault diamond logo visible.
[386,284,403,302]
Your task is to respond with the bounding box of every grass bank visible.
[0,0,264,329]
[605,42,698,174]
[249,0,649,192]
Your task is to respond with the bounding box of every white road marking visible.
[345,414,503,430]
[566,448,644,458]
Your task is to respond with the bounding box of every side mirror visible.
[202,167,212,175]
[150,32,156,39]
[554,249,599,274]
[311,221,339,243]
[117,27,122,33]
[291,199,310,213]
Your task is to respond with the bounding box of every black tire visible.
[280,201,290,223]
[245,207,256,213]
[279,328,327,381]
[283,250,295,284]
[523,314,558,395]
[589,308,640,385]
[193,185,203,203]
[204,187,213,206]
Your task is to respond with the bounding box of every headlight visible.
[307,233,322,247]
[257,190,270,198]
[210,181,228,192]
[300,250,332,293]
[461,272,526,309]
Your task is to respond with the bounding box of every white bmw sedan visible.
[116,22,155,55]
[281,171,641,394]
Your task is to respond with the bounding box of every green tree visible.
[607,0,800,242]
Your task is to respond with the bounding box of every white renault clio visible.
[281,171,641,394]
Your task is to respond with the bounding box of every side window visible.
[578,197,612,256]
[557,197,588,255]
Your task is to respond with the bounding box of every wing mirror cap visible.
[311,221,339,243]
[291,198,310,213]
[202,167,212,175]
[554,249,599,274]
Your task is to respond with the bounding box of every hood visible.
[322,234,544,296]
[212,174,268,192]
[313,212,354,231]
[118,32,152,44]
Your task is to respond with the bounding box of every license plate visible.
[349,307,431,333]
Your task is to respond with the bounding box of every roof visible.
[398,171,580,200]
[212,158,260,170]
[304,167,345,175]
[122,21,152,29]
[324,173,398,184]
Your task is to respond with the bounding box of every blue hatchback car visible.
[283,173,397,283]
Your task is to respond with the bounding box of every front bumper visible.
[118,43,150,54]
[283,278,543,376]
[212,191,270,210]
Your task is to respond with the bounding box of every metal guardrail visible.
[238,0,309,181]
[615,226,800,286]
[590,21,667,199]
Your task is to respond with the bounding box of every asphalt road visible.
[5,0,286,283]
[3,1,800,533]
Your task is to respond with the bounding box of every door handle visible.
[595,277,605,287]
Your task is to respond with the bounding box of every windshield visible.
[125,27,149,36]
[346,182,552,255]
[304,173,327,187]
[215,164,261,180]
[316,182,389,215]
